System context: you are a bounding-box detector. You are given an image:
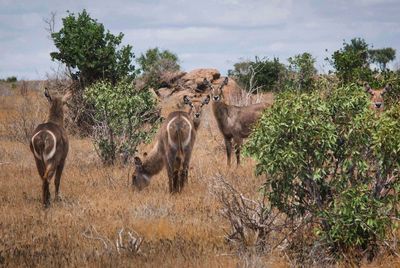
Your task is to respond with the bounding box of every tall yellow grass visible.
[1,88,397,267]
[0,89,288,267]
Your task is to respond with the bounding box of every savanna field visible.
[1,79,400,268]
[2,2,400,267]
[0,82,291,267]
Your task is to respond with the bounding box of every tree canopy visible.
[50,9,136,87]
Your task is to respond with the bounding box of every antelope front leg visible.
[224,138,233,167]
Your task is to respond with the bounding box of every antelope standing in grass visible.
[364,83,392,111]
[30,88,71,207]
[132,95,210,193]
[206,77,271,166]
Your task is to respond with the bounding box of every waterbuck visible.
[364,83,392,111]
[206,77,270,166]
[132,95,209,193]
[183,94,210,130]
[30,88,71,207]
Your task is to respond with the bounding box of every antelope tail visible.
[175,124,184,169]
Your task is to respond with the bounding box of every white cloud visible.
[0,0,399,79]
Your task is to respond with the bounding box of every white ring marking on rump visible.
[181,116,192,148]
[31,131,43,160]
[44,130,57,161]
[167,116,178,149]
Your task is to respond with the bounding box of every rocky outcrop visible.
[154,68,242,102]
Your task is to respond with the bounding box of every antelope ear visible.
[183,95,191,105]
[364,83,373,95]
[44,87,52,102]
[203,78,211,86]
[202,95,210,105]
[223,77,229,85]
[384,83,392,93]
[134,157,143,167]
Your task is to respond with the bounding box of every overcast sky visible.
[1,0,399,80]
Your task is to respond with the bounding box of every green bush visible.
[51,9,136,87]
[287,52,317,91]
[329,38,373,84]
[245,85,400,262]
[136,47,180,89]
[84,79,159,165]
[228,57,287,92]
[320,185,392,255]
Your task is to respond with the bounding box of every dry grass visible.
[1,88,399,267]
[0,89,287,267]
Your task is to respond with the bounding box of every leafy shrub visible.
[50,9,136,87]
[50,10,137,135]
[328,38,373,84]
[245,85,400,263]
[136,47,180,89]
[0,76,18,83]
[84,79,159,165]
[228,57,287,92]
[287,52,317,91]
[320,185,392,257]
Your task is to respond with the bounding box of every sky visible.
[0,0,399,80]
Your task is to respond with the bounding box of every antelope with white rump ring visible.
[132,95,209,193]
[30,87,71,208]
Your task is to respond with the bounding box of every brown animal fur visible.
[206,77,270,166]
[183,94,210,130]
[29,88,71,207]
[364,83,392,111]
[132,97,208,193]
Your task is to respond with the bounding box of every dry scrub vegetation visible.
[1,85,399,267]
[0,86,286,267]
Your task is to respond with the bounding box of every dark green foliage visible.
[369,48,396,72]
[6,76,17,82]
[84,80,159,165]
[136,47,180,89]
[245,85,400,261]
[0,76,18,82]
[228,57,287,92]
[246,91,337,216]
[287,52,317,91]
[50,9,136,87]
[320,185,391,253]
[329,38,373,84]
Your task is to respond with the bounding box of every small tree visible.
[136,47,180,89]
[287,52,317,91]
[228,57,287,92]
[245,86,400,263]
[49,10,136,135]
[84,80,159,165]
[50,9,136,87]
[369,47,396,72]
[329,38,372,84]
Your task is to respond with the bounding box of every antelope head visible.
[132,156,150,190]
[44,87,73,126]
[204,77,228,102]
[364,83,391,110]
[183,94,210,119]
